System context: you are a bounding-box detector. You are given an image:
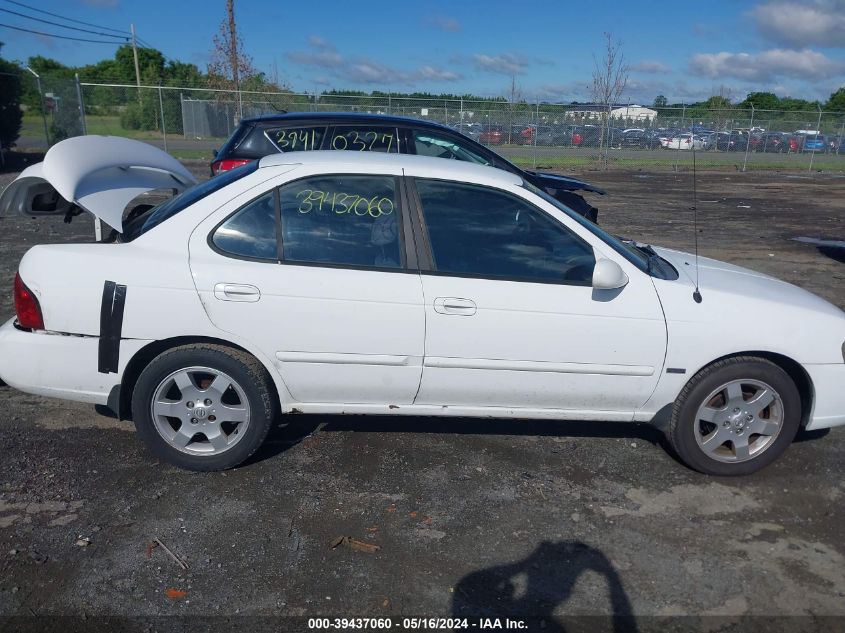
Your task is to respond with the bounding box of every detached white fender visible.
[0,136,197,232]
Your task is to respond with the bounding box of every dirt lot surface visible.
[0,161,844,630]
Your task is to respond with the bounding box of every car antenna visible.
[691,142,703,303]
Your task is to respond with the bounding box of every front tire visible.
[132,344,278,471]
[668,357,801,475]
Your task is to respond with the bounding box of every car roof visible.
[241,111,457,133]
[258,150,524,186]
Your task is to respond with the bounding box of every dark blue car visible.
[211,113,605,222]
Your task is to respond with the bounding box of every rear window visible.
[123,161,259,241]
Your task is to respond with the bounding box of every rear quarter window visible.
[230,125,279,159]
[266,126,327,152]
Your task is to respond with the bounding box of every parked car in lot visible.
[788,135,803,153]
[802,134,828,153]
[478,125,504,145]
[661,133,708,150]
[714,131,749,152]
[757,132,790,153]
[452,122,482,141]
[3,136,844,475]
[210,112,604,222]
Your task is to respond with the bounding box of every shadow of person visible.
[452,541,637,633]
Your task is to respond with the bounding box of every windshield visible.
[122,160,259,240]
[521,180,652,271]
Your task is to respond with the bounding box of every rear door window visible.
[328,126,400,153]
[279,174,403,269]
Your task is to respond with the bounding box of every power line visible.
[0,22,127,43]
[0,7,128,39]
[2,0,129,35]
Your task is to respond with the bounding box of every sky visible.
[2,0,845,104]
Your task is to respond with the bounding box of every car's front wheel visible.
[132,344,278,471]
[668,356,801,475]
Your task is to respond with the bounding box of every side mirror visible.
[592,258,629,290]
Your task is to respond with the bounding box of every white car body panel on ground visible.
[1,139,844,467]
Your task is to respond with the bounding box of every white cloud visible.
[537,82,588,99]
[751,0,845,48]
[631,60,670,74]
[419,65,461,81]
[426,16,461,32]
[690,48,845,81]
[308,35,332,49]
[472,53,529,75]
[286,37,461,85]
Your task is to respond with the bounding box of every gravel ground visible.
[0,161,844,630]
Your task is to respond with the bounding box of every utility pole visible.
[130,23,141,89]
[226,0,242,120]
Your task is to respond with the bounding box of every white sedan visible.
[661,134,708,150]
[1,136,844,475]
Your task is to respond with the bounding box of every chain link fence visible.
[10,75,845,173]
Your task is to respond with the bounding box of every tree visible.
[827,87,845,112]
[738,91,780,111]
[590,32,628,153]
[653,95,667,108]
[0,42,23,150]
[207,0,256,114]
[590,32,628,106]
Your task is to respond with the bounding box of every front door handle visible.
[433,297,477,316]
[213,283,261,302]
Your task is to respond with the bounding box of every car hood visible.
[652,246,845,320]
[524,171,606,195]
[0,136,197,232]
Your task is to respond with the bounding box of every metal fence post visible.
[674,103,686,172]
[158,85,168,153]
[25,67,50,148]
[742,104,754,172]
[603,102,611,169]
[809,104,822,172]
[75,73,88,135]
[838,119,845,155]
[533,97,539,169]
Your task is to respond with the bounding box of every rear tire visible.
[668,356,801,475]
[132,344,278,471]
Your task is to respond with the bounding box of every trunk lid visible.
[0,136,197,233]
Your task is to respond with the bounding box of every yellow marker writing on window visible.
[295,189,394,218]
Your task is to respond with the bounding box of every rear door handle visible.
[433,297,477,316]
[213,283,261,302]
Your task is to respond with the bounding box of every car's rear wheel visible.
[132,344,277,471]
[668,356,801,475]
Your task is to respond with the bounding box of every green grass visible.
[83,115,164,139]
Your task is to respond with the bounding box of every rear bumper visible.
[0,317,150,405]
[805,363,845,430]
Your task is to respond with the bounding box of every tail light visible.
[211,159,251,175]
[14,273,44,330]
